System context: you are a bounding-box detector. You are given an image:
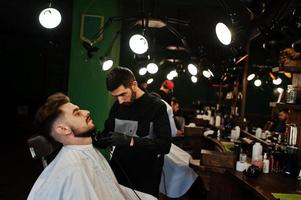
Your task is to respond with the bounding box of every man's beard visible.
[72,126,96,138]
[122,88,136,106]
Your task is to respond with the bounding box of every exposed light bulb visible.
[146,63,158,74]
[202,70,211,78]
[254,79,262,87]
[191,76,198,83]
[247,73,255,81]
[208,69,214,77]
[139,67,147,75]
[272,77,282,85]
[102,59,113,71]
[187,64,198,75]
[167,73,174,80]
[215,22,232,45]
[147,78,153,84]
[169,70,178,78]
[39,8,61,29]
[129,34,148,54]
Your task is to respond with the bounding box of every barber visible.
[94,67,172,197]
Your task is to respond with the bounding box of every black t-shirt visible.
[102,93,172,196]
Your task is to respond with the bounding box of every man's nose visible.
[82,110,90,116]
[117,97,124,104]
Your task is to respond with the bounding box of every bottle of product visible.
[252,142,263,162]
[286,85,297,104]
[263,153,270,173]
[215,113,221,128]
[255,128,262,138]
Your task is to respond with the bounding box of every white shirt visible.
[161,100,177,137]
[28,144,156,200]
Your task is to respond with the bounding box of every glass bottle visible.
[286,85,297,104]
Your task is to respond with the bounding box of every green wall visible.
[68,0,121,130]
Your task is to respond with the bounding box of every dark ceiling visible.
[1,0,301,95]
[118,0,301,82]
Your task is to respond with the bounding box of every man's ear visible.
[55,124,72,136]
[132,81,138,91]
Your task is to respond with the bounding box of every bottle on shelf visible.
[263,153,270,173]
[252,142,263,168]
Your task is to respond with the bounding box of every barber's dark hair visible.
[106,67,136,91]
[33,93,70,141]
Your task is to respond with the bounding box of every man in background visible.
[171,98,185,136]
[157,80,174,104]
[271,109,289,133]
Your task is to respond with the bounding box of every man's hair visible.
[171,97,179,105]
[33,93,70,141]
[106,67,136,91]
[279,109,289,114]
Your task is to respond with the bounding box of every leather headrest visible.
[27,135,60,159]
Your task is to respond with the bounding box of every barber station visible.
[5,0,301,200]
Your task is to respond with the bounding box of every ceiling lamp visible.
[166,73,174,81]
[215,22,232,45]
[191,76,198,83]
[100,57,113,71]
[129,34,149,54]
[147,78,154,84]
[202,70,211,78]
[139,67,147,75]
[166,70,178,80]
[272,77,282,85]
[254,79,262,87]
[146,63,158,74]
[208,69,214,77]
[39,5,62,29]
[247,73,255,81]
[169,70,178,78]
[187,64,198,75]
[284,72,292,78]
[167,73,174,80]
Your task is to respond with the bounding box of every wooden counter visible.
[224,171,299,200]
[191,158,300,200]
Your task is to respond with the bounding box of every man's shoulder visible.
[145,93,166,107]
[46,148,87,171]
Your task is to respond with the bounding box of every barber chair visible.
[27,135,61,168]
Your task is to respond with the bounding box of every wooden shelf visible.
[272,66,301,73]
[269,102,301,110]
[241,130,272,146]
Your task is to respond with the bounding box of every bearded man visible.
[94,67,171,197]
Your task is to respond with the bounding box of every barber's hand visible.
[92,132,112,148]
[108,131,131,146]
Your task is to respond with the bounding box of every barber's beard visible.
[72,126,97,138]
[122,89,136,106]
